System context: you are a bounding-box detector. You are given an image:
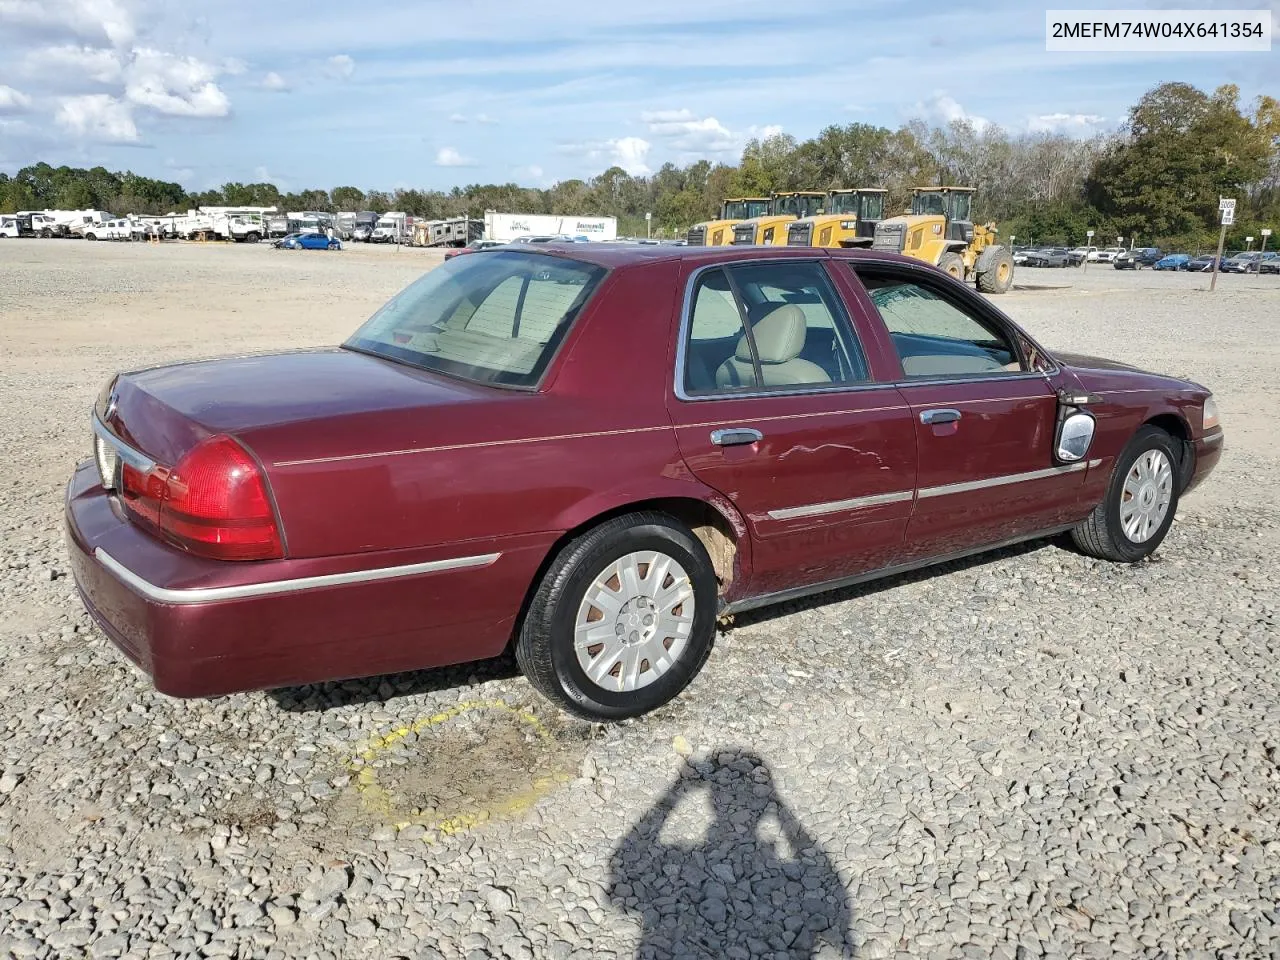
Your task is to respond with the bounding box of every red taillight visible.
[119,436,284,561]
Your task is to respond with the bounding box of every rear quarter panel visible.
[260,259,732,559]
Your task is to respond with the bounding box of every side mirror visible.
[1056,412,1095,462]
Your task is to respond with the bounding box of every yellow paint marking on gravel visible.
[349,699,571,839]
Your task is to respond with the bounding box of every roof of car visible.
[489,241,923,270]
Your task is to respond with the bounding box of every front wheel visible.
[975,245,1014,293]
[937,252,965,281]
[1070,425,1181,562]
[516,512,718,721]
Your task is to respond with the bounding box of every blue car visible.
[274,232,342,251]
[1152,254,1190,271]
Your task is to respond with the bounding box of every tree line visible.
[2,82,1275,251]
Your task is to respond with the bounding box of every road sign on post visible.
[1084,230,1094,271]
[1261,228,1272,262]
[1210,199,1235,291]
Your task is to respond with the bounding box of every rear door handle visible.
[920,408,962,425]
[710,427,763,446]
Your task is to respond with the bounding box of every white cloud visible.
[558,135,652,175]
[0,0,135,47]
[917,92,989,132]
[449,112,467,123]
[639,109,782,160]
[1028,112,1109,135]
[326,54,355,79]
[262,71,288,92]
[55,93,137,141]
[450,112,498,125]
[642,108,736,153]
[435,146,474,167]
[124,48,230,118]
[0,84,33,112]
[25,44,123,83]
[610,136,651,176]
[475,112,497,124]
[221,57,247,76]
[526,165,543,179]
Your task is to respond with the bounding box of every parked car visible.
[1220,251,1278,274]
[67,245,1224,720]
[1152,254,1191,271]
[1184,254,1222,272]
[1066,246,1097,266]
[1021,247,1069,268]
[1114,247,1163,270]
[274,232,342,250]
[1095,247,1125,263]
[443,238,506,261]
[1259,255,1280,275]
[83,218,134,241]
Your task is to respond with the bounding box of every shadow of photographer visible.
[609,748,855,959]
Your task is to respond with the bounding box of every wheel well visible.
[1144,412,1194,488]
[505,497,742,655]
[560,498,740,592]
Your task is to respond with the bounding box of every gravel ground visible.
[1,240,1277,960]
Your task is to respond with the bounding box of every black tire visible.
[1070,425,1182,562]
[937,252,965,281]
[85,233,97,241]
[515,512,718,721]
[975,245,1014,293]
[245,232,261,243]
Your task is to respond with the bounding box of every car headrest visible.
[735,305,806,364]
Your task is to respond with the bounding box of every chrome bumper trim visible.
[94,548,501,605]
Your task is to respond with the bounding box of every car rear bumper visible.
[64,460,552,697]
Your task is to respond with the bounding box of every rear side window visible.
[681,261,868,396]
[346,251,606,387]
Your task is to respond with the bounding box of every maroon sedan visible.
[66,245,1223,720]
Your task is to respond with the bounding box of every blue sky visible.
[0,0,1275,193]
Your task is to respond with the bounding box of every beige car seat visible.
[716,304,831,388]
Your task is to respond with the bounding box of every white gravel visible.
[1,240,1277,960]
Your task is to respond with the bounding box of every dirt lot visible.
[1,239,1277,960]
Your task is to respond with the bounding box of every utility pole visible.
[1211,198,1235,292]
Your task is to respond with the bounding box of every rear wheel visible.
[975,245,1014,293]
[938,252,965,281]
[245,231,261,243]
[1070,425,1181,562]
[515,512,718,721]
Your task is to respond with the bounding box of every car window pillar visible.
[721,266,764,384]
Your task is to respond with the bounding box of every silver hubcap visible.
[574,551,695,693]
[1120,449,1173,543]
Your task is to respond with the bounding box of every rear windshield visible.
[344,250,607,387]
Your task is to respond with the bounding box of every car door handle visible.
[710,427,763,447]
[920,408,962,425]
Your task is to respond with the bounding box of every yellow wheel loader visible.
[786,188,887,247]
[870,187,1015,294]
[730,191,826,246]
[686,197,771,246]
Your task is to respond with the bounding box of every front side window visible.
[682,261,868,396]
[345,251,606,387]
[854,269,1024,378]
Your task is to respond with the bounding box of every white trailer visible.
[483,212,617,243]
